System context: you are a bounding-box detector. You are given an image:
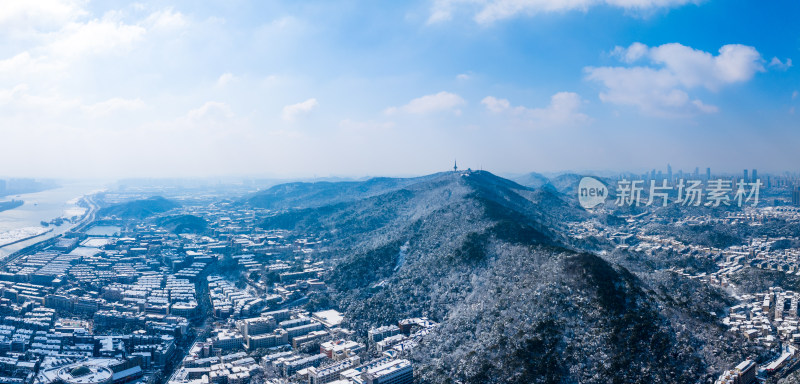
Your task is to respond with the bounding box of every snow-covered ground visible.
[63,197,88,218]
[0,226,52,247]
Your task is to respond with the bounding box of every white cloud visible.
[651,43,763,89]
[481,96,511,113]
[605,0,697,7]
[0,3,188,83]
[0,0,87,32]
[611,42,649,63]
[0,84,31,105]
[144,8,188,30]
[586,42,764,115]
[456,73,472,80]
[0,83,147,118]
[385,91,465,115]
[482,92,589,126]
[793,90,798,100]
[187,101,233,121]
[47,17,147,58]
[217,72,238,87]
[282,98,318,121]
[0,52,65,76]
[691,99,718,114]
[475,0,594,23]
[82,97,145,117]
[338,119,396,132]
[0,83,82,114]
[428,0,700,24]
[769,57,793,71]
[262,75,281,86]
[428,1,458,23]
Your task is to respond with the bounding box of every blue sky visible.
[0,0,797,178]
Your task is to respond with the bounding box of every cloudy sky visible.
[0,0,797,179]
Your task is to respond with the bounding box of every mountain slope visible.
[245,174,443,210]
[97,196,179,219]
[513,172,550,188]
[255,171,761,383]
[155,214,208,234]
[259,171,584,245]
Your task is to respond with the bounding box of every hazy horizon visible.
[4,166,798,186]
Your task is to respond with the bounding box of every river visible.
[0,181,107,259]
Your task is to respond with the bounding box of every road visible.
[0,193,100,267]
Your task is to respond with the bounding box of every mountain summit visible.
[251,171,754,383]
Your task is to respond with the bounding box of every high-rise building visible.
[363,359,413,384]
[667,164,672,183]
[238,316,275,337]
[714,360,757,384]
[735,360,757,384]
[369,325,401,343]
[308,358,360,384]
[743,169,749,183]
[752,169,758,182]
[792,187,800,207]
[706,168,711,181]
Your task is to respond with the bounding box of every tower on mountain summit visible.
[453,160,458,172]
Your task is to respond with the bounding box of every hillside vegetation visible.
[98,196,179,219]
[253,171,763,383]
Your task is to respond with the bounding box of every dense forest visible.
[252,171,770,383]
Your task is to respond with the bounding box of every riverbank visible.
[0,183,105,260]
[0,200,23,213]
[0,226,53,248]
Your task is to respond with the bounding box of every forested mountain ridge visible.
[252,170,764,383]
[97,196,179,219]
[245,174,443,210]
